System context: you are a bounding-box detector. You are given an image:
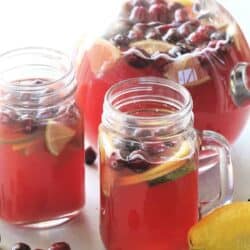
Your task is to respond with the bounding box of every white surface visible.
[0,0,249,249]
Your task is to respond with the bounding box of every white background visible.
[0,0,248,55]
[0,1,249,249]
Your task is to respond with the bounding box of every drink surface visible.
[0,78,84,224]
[76,0,250,147]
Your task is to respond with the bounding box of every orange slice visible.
[164,56,211,87]
[189,202,250,250]
[45,120,76,156]
[118,141,191,186]
[130,39,174,55]
[88,38,120,75]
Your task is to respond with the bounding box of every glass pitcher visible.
[75,0,250,149]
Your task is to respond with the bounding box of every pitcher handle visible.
[198,130,234,216]
[230,62,250,106]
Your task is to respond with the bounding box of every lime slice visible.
[45,120,76,156]
[130,39,174,55]
[118,141,191,186]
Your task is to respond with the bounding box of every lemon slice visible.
[189,202,250,250]
[130,39,174,55]
[45,120,76,156]
[88,38,120,75]
[118,141,191,186]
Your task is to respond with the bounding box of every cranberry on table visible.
[48,242,71,250]
[85,146,97,165]
[129,6,148,23]
[12,243,31,250]
[148,3,169,23]
[174,8,189,23]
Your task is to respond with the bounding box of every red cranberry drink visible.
[76,0,250,148]
[99,77,234,250]
[0,48,84,227]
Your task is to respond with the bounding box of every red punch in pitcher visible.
[76,0,250,148]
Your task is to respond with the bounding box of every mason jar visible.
[0,48,84,227]
[99,77,233,250]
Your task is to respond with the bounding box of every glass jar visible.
[76,0,250,149]
[99,77,233,250]
[0,47,84,227]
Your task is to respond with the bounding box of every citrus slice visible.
[130,39,174,55]
[188,202,250,250]
[118,141,191,186]
[88,38,120,75]
[0,131,40,145]
[45,120,76,156]
[164,56,211,87]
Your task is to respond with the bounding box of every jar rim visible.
[103,77,193,132]
[0,47,74,91]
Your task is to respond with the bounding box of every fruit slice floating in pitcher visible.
[45,120,76,156]
[118,140,191,185]
[188,202,250,250]
[87,39,121,75]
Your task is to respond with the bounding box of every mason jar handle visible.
[198,130,234,216]
[230,62,250,106]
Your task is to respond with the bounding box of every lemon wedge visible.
[189,202,250,250]
[88,38,120,75]
[45,120,76,156]
[118,141,191,186]
[130,39,174,55]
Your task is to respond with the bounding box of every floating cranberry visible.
[49,242,71,250]
[128,29,144,41]
[109,152,126,170]
[187,31,206,45]
[131,0,148,7]
[85,147,97,165]
[12,243,31,250]
[210,31,226,41]
[156,23,175,35]
[178,20,200,36]
[112,33,130,48]
[145,29,161,39]
[174,8,188,23]
[21,118,37,134]
[133,23,148,32]
[162,28,182,43]
[198,25,216,38]
[169,2,183,12]
[148,3,169,23]
[125,50,152,68]
[129,6,148,23]
[0,112,11,124]
[150,0,166,5]
[127,158,150,173]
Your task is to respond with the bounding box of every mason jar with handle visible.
[98,77,233,250]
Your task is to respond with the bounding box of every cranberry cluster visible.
[111,0,227,64]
